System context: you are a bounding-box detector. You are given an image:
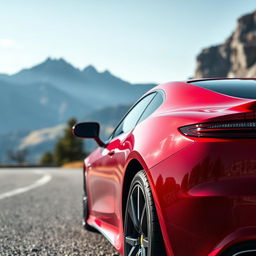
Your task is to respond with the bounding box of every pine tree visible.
[53,118,85,166]
[40,152,54,165]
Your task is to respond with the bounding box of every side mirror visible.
[72,122,106,147]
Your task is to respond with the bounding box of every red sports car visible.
[73,78,256,256]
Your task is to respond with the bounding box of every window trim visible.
[107,92,156,141]
[107,89,165,142]
[136,89,165,125]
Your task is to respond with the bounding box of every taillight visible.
[179,120,256,138]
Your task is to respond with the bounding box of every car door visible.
[87,92,157,228]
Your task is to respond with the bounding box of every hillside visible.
[0,105,130,163]
[0,79,91,133]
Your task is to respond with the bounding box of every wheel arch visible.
[122,158,144,225]
[122,157,169,255]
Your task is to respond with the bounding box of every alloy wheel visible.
[124,184,149,256]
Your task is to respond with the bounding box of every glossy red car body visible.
[83,79,256,256]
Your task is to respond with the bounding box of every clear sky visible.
[0,0,256,83]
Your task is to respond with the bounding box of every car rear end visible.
[149,79,256,256]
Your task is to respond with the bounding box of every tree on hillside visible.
[40,152,54,165]
[53,118,85,166]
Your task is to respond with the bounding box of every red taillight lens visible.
[179,120,256,138]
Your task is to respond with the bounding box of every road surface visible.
[0,168,119,256]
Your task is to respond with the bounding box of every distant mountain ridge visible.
[0,57,156,134]
[194,10,256,78]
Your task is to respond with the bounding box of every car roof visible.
[187,77,256,83]
[150,79,252,111]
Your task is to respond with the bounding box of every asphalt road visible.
[0,168,120,256]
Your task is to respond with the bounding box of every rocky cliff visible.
[194,10,256,78]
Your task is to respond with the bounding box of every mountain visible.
[194,10,256,78]
[0,58,155,134]
[0,79,92,133]
[3,58,155,106]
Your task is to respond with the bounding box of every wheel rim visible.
[125,184,149,256]
[232,250,256,256]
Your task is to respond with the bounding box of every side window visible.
[138,91,164,124]
[112,93,156,138]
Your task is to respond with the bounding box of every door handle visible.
[108,150,115,156]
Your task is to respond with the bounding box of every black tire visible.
[124,170,166,256]
[82,190,90,230]
[221,241,256,256]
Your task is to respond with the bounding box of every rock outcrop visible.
[194,10,256,78]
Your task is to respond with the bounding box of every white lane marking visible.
[0,173,52,200]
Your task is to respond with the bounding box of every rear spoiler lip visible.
[229,101,256,111]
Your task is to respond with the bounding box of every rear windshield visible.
[190,79,256,99]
